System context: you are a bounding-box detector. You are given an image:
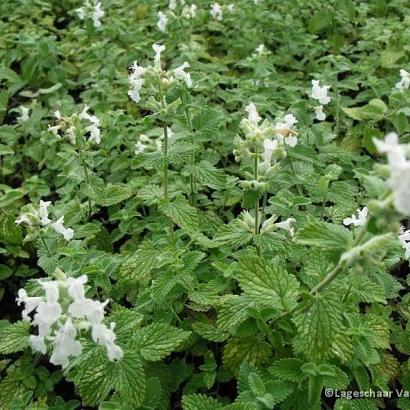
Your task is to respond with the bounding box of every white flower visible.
[255,44,266,55]
[399,226,410,259]
[49,318,82,368]
[153,44,165,70]
[210,3,223,20]
[91,322,123,361]
[173,62,192,87]
[245,102,261,126]
[66,275,88,302]
[182,4,197,18]
[128,61,146,103]
[135,141,147,154]
[39,200,52,226]
[227,4,235,12]
[395,69,410,91]
[66,126,77,145]
[32,300,62,340]
[314,105,326,121]
[274,114,298,146]
[29,335,47,354]
[15,214,31,226]
[18,273,122,368]
[51,216,74,241]
[311,80,331,105]
[343,207,368,227]
[373,132,410,215]
[16,289,43,321]
[76,7,86,20]
[48,124,61,137]
[263,138,278,164]
[169,0,177,10]
[275,217,296,236]
[18,106,30,122]
[92,2,104,28]
[68,298,109,324]
[373,132,407,168]
[157,11,168,32]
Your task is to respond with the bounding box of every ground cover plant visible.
[2,0,410,409]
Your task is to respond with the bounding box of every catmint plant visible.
[17,270,122,368]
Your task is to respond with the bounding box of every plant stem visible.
[254,148,259,235]
[75,136,92,219]
[284,144,303,196]
[274,220,370,321]
[182,94,196,206]
[157,75,169,200]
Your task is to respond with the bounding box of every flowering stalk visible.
[284,143,303,196]
[253,147,260,236]
[76,140,93,218]
[181,93,196,206]
[157,75,169,200]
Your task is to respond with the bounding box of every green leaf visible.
[223,337,272,375]
[182,394,224,410]
[0,144,13,155]
[236,256,300,312]
[269,358,306,382]
[191,161,225,189]
[137,323,191,361]
[88,178,132,206]
[342,99,387,122]
[159,197,198,233]
[213,220,254,248]
[295,218,351,251]
[0,321,30,354]
[70,347,145,407]
[293,292,343,361]
[248,372,266,397]
[192,108,223,139]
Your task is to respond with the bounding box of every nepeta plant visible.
[2,1,410,409]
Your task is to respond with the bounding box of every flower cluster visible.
[234,103,298,176]
[18,106,30,123]
[343,207,368,227]
[210,3,223,20]
[399,227,410,259]
[157,1,197,33]
[48,106,101,145]
[134,128,173,154]
[373,132,410,216]
[310,80,331,121]
[395,69,410,91]
[17,271,123,368]
[15,200,74,241]
[75,0,105,28]
[128,44,192,104]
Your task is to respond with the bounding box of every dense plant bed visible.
[1,0,410,409]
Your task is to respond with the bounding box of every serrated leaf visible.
[191,161,225,189]
[236,256,300,312]
[192,108,223,139]
[0,321,30,354]
[159,197,198,233]
[269,358,305,382]
[295,218,351,250]
[342,99,387,122]
[137,323,191,361]
[223,337,272,375]
[182,394,223,410]
[293,292,343,361]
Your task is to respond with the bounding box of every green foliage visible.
[1,0,410,408]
